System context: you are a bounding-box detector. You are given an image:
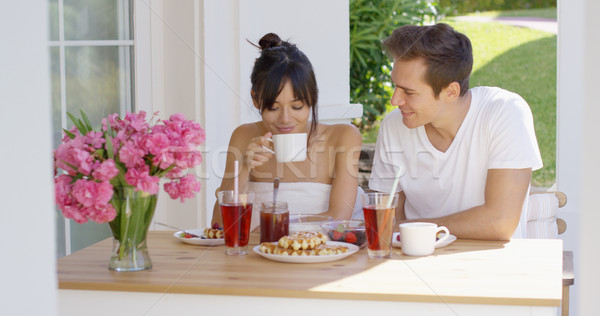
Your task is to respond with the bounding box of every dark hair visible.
[382,23,473,97]
[250,33,318,141]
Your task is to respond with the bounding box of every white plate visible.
[173,229,224,246]
[391,232,457,249]
[253,241,359,263]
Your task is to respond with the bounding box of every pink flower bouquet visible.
[54,110,205,271]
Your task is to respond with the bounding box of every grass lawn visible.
[463,8,557,20]
[361,8,557,187]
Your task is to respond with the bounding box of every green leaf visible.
[95,148,105,158]
[62,128,76,139]
[80,109,94,132]
[349,0,441,129]
[67,112,87,135]
[355,53,367,69]
[153,164,176,178]
[59,160,79,174]
[105,119,115,160]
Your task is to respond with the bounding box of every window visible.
[49,0,135,257]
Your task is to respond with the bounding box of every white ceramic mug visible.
[271,133,307,162]
[398,222,450,256]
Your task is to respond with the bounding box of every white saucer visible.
[391,232,457,249]
[173,229,224,246]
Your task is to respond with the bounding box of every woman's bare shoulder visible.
[319,123,362,147]
[230,122,264,145]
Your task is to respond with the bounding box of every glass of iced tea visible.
[259,201,289,243]
[363,192,398,259]
[218,191,255,255]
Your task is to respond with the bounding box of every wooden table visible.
[57,231,562,315]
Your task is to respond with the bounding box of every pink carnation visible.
[144,133,170,156]
[86,204,117,224]
[71,179,113,209]
[54,174,74,208]
[55,111,206,225]
[119,142,146,168]
[86,131,105,149]
[124,111,149,132]
[164,174,201,202]
[74,148,94,175]
[71,179,96,208]
[173,151,203,169]
[54,134,95,176]
[95,181,115,206]
[165,167,184,179]
[92,159,119,181]
[125,167,160,194]
[169,113,186,122]
[101,113,119,132]
[153,151,176,169]
[62,205,88,224]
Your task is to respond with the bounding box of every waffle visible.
[203,227,224,239]
[278,231,328,250]
[313,244,349,255]
[259,242,348,256]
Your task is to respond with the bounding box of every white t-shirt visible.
[368,86,543,238]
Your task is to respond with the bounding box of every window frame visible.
[50,0,147,256]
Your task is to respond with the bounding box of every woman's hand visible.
[245,132,274,169]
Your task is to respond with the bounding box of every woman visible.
[211,33,362,230]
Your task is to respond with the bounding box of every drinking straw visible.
[233,160,239,202]
[386,164,404,208]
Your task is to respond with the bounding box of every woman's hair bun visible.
[258,33,282,50]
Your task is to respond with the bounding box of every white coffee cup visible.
[271,133,307,162]
[398,222,450,256]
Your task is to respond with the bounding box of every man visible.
[369,23,542,240]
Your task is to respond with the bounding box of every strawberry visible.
[333,231,344,241]
[212,222,222,230]
[345,232,357,244]
[181,232,199,238]
[396,234,401,241]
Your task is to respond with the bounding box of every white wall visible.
[202,0,360,224]
[139,0,207,231]
[238,0,362,125]
[0,1,57,315]
[557,0,600,315]
[144,0,360,228]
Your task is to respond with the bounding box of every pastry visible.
[203,227,224,239]
[259,241,348,256]
[278,231,328,250]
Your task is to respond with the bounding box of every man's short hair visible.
[382,23,473,97]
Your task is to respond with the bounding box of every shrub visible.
[350,0,440,130]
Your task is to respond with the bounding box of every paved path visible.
[452,16,557,34]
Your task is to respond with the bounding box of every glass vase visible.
[108,187,157,271]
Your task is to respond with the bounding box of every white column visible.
[558,0,600,314]
[579,0,600,314]
[0,1,57,315]
[557,2,583,315]
[202,0,243,224]
[142,0,208,230]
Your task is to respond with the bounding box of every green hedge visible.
[439,0,556,15]
[350,0,440,130]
